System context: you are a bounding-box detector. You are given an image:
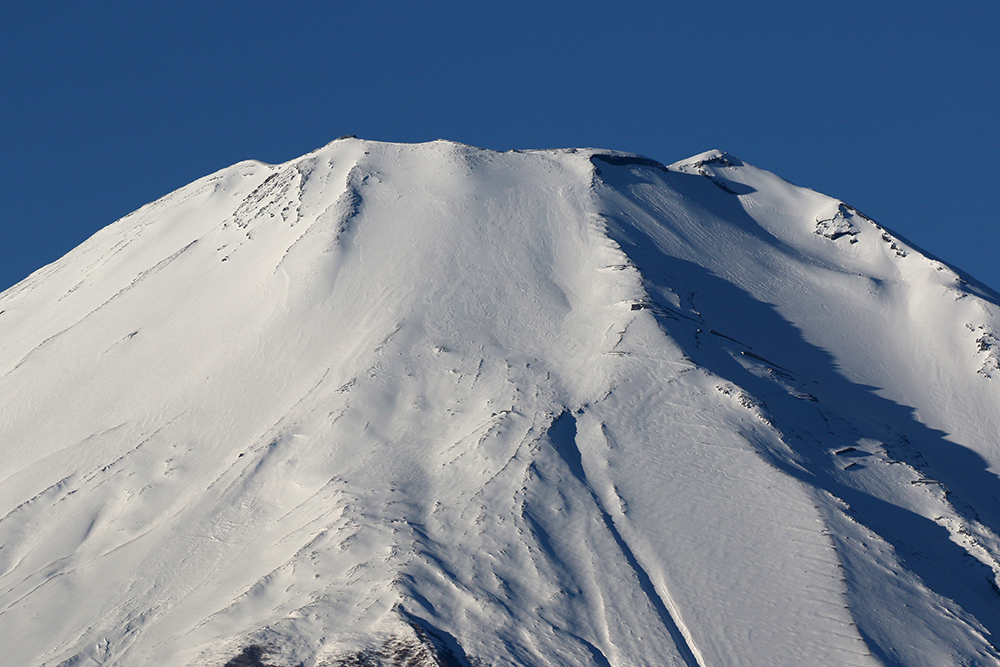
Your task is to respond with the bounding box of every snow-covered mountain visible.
[2,138,999,667]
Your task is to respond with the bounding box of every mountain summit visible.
[2,139,999,667]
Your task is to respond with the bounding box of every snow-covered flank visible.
[0,139,998,667]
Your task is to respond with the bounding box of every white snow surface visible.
[1,139,1000,666]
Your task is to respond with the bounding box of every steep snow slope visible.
[0,139,998,667]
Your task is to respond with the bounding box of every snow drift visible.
[1,138,999,666]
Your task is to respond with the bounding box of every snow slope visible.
[1,138,999,666]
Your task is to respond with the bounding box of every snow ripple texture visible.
[1,139,999,667]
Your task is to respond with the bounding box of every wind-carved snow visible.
[1,139,999,667]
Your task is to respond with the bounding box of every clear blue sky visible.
[3,2,998,292]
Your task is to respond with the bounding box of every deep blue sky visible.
[3,2,998,292]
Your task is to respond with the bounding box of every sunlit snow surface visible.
[1,139,999,666]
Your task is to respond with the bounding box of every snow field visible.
[0,139,998,665]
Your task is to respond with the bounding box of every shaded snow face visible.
[1,139,999,667]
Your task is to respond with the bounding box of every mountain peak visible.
[669,148,744,169]
[1,141,999,667]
